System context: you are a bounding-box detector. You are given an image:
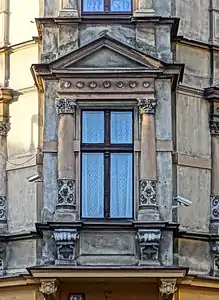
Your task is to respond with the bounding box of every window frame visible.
[80,108,134,220]
[81,0,133,15]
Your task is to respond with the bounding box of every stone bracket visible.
[159,279,177,300]
[39,279,58,300]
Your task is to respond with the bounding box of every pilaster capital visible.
[159,279,177,300]
[39,279,58,300]
[138,98,157,114]
[0,87,14,104]
[0,120,10,136]
[56,98,76,114]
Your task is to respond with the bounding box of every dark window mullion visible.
[104,151,110,219]
[105,0,110,12]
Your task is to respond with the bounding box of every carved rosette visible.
[0,196,6,221]
[210,120,219,135]
[57,179,76,209]
[56,98,76,114]
[0,120,10,136]
[138,98,157,114]
[211,196,219,220]
[137,229,161,264]
[39,279,58,295]
[159,279,177,299]
[53,229,78,263]
[139,180,157,207]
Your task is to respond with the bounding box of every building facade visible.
[1,0,219,299]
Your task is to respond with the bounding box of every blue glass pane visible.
[110,0,131,12]
[83,0,104,12]
[82,111,104,143]
[111,112,132,144]
[110,153,133,218]
[82,153,104,218]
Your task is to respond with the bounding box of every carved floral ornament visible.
[39,279,58,295]
[56,98,76,114]
[53,229,78,262]
[211,195,219,220]
[0,196,6,221]
[159,279,177,299]
[0,120,10,136]
[138,98,157,114]
[137,229,161,263]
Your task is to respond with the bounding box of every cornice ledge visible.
[204,84,219,102]
[0,274,39,288]
[133,221,180,231]
[35,222,82,233]
[0,231,40,242]
[177,84,204,98]
[176,230,219,242]
[35,17,81,25]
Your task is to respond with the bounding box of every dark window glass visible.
[82,0,132,13]
[81,110,133,219]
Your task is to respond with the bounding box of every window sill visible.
[81,14,132,23]
[82,220,134,230]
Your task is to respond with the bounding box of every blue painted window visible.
[81,110,133,219]
[82,0,132,13]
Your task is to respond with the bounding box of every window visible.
[82,0,132,14]
[81,110,133,219]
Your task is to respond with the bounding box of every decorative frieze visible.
[139,179,157,207]
[57,179,76,209]
[211,195,219,220]
[137,229,161,265]
[56,98,76,114]
[159,279,177,299]
[138,98,157,114]
[210,120,219,135]
[39,279,58,296]
[0,120,10,136]
[53,229,78,264]
[0,196,6,222]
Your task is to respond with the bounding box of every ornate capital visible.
[211,195,219,220]
[137,229,161,264]
[56,98,76,114]
[210,120,219,135]
[138,98,157,114]
[39,279,58,299]
[53,229,78,263]
[159,279,177,300]
[0,120,10,136]
[57,179,76,209]
[0,196,7,222]
[139,179,157,207]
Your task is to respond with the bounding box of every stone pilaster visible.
[137,98,159,221]
[59,0,78,17]
[55,98,78,222]
[53,229,78,265]
[0,87,13,231]
[134,0,155,16]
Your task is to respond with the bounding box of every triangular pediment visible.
[50,34,164,70]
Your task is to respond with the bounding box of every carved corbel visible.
[159,279,177,300]
[39,279,58,300]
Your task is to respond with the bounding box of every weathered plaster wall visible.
[0,286,40,300]
[174,0,210,43]
[178,286,219,300]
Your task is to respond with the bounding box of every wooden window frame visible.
[80,109,134,220]
[81,0,133,15]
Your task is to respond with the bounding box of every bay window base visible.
[137,207,160,221]
[59,9,79,17]
[54,208,78,222]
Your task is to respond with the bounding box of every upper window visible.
[81,110,133,219]
[82,0,132,14]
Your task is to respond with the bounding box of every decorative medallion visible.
[159,279,177,299]
[63,81,71,88]
[0,196,6,221]
[76,81,85,89]
[57,179,76,209]
[138,98,157,114]
[129,81,137,88]
[211,195,219,219]
[139,180,157,207]
[89,81,97,89]
[117,81,124,88]
[0,120,10,136]
[39,280,58,295]
[103,81,111,88]
[53,229,78,261]
[142,82,150,88]
[56,98,76,114]
[210,120,219,135]
[137,229,161,262]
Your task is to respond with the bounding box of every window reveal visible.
[81,110,133,219]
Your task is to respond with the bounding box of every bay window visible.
[82,0,132,14]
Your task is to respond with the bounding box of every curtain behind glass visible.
[82,111,104,143]
[110,0,131,11]
[110,111,132,144]
[110,153,132,218]
[82,153,104,218]
[83,0,104,11]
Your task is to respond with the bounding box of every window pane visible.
[110,0,131,12]
[82,153,104,218]
[111,112,132,144]
[82,111,104,143]
[83,0,104,12]
[110,153,132,218]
